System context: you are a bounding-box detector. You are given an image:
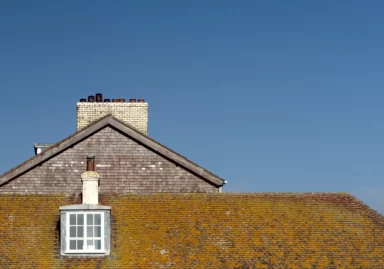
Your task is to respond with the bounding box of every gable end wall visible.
[0,127,218,194]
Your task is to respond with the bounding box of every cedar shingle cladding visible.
[0,126,218,193]
[1,193,384,268]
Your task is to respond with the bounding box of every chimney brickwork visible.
[77,102,148,134]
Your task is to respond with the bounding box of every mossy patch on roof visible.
[0,193,383,268]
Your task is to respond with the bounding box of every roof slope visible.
[1,193,383,268]
[0,115,224,187]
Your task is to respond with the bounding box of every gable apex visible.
[0,115,225,188]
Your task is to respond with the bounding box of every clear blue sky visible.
[1,1,384,213]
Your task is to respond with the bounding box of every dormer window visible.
[67,212,104,253]
[60,206,111,256]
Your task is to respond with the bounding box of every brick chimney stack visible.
[77,93,148,134]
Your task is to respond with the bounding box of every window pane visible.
[77,240,83,250]
[77,214,84,225]
[95,226,101,237]
[95,240,102,250]
[70,214,76,225]
[69,240,76,250]
[95,214,101,225]
[77,226,84,237]
[87,214,93,225]
[87,226,93,237]
[70,226,76,237]
[87,240,94,250]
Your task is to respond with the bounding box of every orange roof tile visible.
[0,193,383,268]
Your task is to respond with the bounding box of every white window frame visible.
[65,211,105,254]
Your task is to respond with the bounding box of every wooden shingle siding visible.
[0,127,218,194]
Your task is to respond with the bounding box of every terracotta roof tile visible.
[1,193,383,268]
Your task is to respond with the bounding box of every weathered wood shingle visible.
[0,126,218,193]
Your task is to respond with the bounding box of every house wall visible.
[0,127,218,194]
[77,102,148,134]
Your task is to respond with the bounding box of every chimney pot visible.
[119,98,126,102]
[88,96,95,102]
[138,99,145,103]
[104,98,110,102]
[129,98,136,103]
[95,93,103,102]
[80,98,86,102]
[86,155,95,171]
[112,98,119,103]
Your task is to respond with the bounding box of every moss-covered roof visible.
[0,193,383,268]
